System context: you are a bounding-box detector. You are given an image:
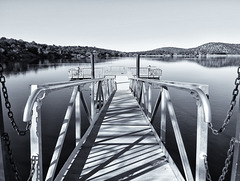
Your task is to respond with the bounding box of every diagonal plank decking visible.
[64,76,180,181]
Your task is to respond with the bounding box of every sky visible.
[0,0,240,52]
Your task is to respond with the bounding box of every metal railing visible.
[129,77,211,181]
[68,67,104,79]
[22,77,116,181]
[68,66,162,80]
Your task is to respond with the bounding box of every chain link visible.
[208,66,240,135]
[0,63,37,180]
[1,132,22,181]
[204,66,240,180]
[1,132,38,181]
[27,155,38,181]
[204,137,237,181]
[0,64,31,136]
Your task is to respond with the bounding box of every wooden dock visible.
[63,77,182,180]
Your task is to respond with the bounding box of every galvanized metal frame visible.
[129,77,211,181]
[23,78,116,181]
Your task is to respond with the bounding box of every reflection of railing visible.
[129,77,211,181]
[68,66,162,80]
[23,78,116,180]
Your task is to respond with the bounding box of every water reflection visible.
[151,56,240,67]
[1,56,239,77]
[0,57,112,76]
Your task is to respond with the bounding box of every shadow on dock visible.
[65,90,177,180]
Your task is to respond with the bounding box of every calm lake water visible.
[1,56,240,180]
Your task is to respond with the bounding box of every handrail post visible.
[161,88,167,144]
[104,79,108,100]
[231,95,240,181]
[91,53,95,121]
[133,79,136,96]
[129,79,133,92]
[142,82,148,114]
[148,83,152,118]
[136,54,140,78]
[90,53,95,79]
[75,86,81,146]
[195,99,208,181]
[30,85,43,180]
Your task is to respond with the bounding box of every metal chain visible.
[1,132,22,181]
[1,132,38,181]
[0,64,31,136]
[204,137,237,181]
[0,63,38,179]
[208,66,240,135]
[27,155,38,181]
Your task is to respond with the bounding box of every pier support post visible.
[136,54,140,78]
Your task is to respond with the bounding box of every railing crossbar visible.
[165,89,194,181]
[95,81,104,110]
[138,81,143,105]
[150,88,162,123]
[45,86,78,181]
[142,82,148,115]
[80,91,92,123]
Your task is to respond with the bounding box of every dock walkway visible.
[64,77,180,180]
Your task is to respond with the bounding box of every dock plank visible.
[63,79,181,181]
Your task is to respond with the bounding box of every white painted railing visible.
[23,77,116,181]
[129,77,211,181]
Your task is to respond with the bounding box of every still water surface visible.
[1,57,239,180]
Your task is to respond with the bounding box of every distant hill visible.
[190,42,240,54]
[1,37,240,61]
[141,42,240,56]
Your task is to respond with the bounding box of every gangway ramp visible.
[22,75,210,181]
[64,77,183,180]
